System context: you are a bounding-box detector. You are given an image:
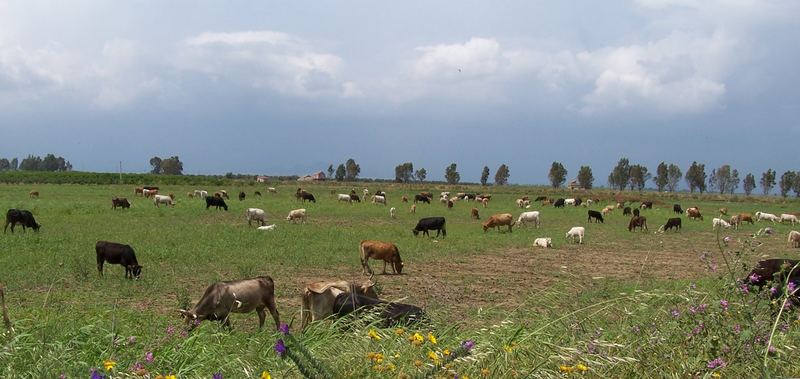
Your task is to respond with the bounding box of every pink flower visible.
[706,357,726,369]
[671,309,680,318]
[144,351,154,363]
[749,273,761,283]
[719,299,729,311]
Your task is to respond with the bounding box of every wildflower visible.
[739,284,749,294]
[394,353,400,358]
[586,342,597,354]
[481,368,490,377]
[414,360,423,368]
[503,341,517,353]
[260,371,272,379]
[462,339,475,351]
[719,299,729,311]
[706,357,726,369]
[90,369,106,379]
[733,324,741,334]
[692,322,705,336]
[145,351,154,363]
[443,348,451,356]
[59,374,66,379]
[427,332,437,344]
[180,330,188,338]
[409,332,424,346]
[771,287,779,295]
[395,328,406,336]
[103,359,116,372]
[698,303,708,312]
[274,339,287,358]
[368,329,382,341]
[789,282,797,293]
[711,373,721,378]
[165,375,176,379]
[710,263,718,273]
[690,283,697,290]
[671,309,680,318]
[768,345,777,355]
[166,325,176,336]
[631,325,641,333]
[575,363,588,372]
[427,350,440,363]
[559,365,574,373]
[386,363,396,371]
[279,323,290,335]
[749,273,761,283]
[213,372,223,379]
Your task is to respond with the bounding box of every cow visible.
[29,190,39,199]
[143,186,159,191]
[217,190,230,199]
[390,207,397,219]
[238,191,246,201]
[300,192,316,203]
[267,187,277,193]
[135,187,144,196]
[401,196,408,203]
[737,213,755,224]
[719,207,728,216]
[790,231,800,248]
[332,292,425,327]
[516,211,541,228]
[372,195,387,205]
[349,194,361,203]
[755,211,780,223]
[587,210,604,223]
[199,190,208,199]
[534,196,547,202]
[179,276,281,331]
[205,196,228,211]
[533,237,552,248]
[95,241,142,279]
[186,192,194,199]
[447,199,454,210]
[574,198,583,207]
[254,191,262,197]
[301,279,378,329]
[781,214,799,225]
[673,204,683,214]
[633,208,640,217]
[483,213,514,233]
[516,199,526,208]
[112,197,130,210]
[628,216,648,232]
[142,189,158,198]
[564,198,576,206]
[337,194,353,204]
[622,207,632,216]
[713,217,731,229]
[414,194,431,204]
[153,194,174,207]
[686,207,703,221]
[565,226,584,244]
[745,259,800,287]
[286,209,307,223]
[602,206,615,216]
[481,197,489,208]
[658,217,682,232]
[4,209,40,233]
[246,208,267,227]
[360,240,403,275]
[640,201,653,209]
[412,217,446,237]
[553,198,566,208]
[471,207,480,220]
[410,204,417,214]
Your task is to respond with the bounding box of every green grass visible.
[0,182,799,377]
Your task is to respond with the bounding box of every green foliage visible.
[444,163,460,184]
[628,164,650,192]
[480,166,490,186]
[414,168,426,183]
[686,161,708,193]
[494,164,509,185]
[577,165,593,189]
[709,165,740,194]
[743,173,757,196]
[608,158,631,191]
[548,161,567,188]
[394,162,414,183]
[779,171,796,198]
[150,156,184,175]
[335,164,346,181]
[327,165,334,180]
[761,169,776,196]
[345,159,360,181]
[12,153,71,172]
[654,162,669,192]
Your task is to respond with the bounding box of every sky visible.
[1,0,799,185]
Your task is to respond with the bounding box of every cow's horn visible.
[367,272,376,286]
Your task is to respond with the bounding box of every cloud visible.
[413,38,506,81]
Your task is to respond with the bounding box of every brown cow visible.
[111,197,130,209]
[29,191,39,199]
[135,187,144,196]
[628,216,648,232]
[301,279,378,329]
[481,197,489,208]
[401,195,409,203]
[686,207,703,221]
[483,213,514,233]
[471,207,480,220]
[410,204,416,213]
[719,207,728,216]
[179,276,280,331]
[360,240,403,275]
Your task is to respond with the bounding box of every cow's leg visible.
[256,307,266,330]
[266,296,281,330]
[382,261,388,274]
[97,259,104,277]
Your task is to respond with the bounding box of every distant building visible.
[256,176,269,183]
[567,180,579,190]
[298,171,326,181]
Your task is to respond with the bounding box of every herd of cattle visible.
[4,186,800,331]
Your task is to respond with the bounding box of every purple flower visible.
[90,369,106,379]
[788,282,797,293]
[213,372,223,379]
[180,330,189,338]
[631,325,641,333]
[699,303,708,312]
[132,362,144,371]
[719,299,729,311]
[706,357,726,369]
[671,309,680,318]
[733,324,741,334]
[768,345,777,354]
[784,302,792,310]
[275,339,287,358]
[586,341,597,354]
[770,287,778,295]
[780,323,790,333]
[193,318,201,326]
[749,273,761,283]
[59,374,66,379]
[279,323,290,335]
[688,306,697,315]
[692,322,705,336]
[690,283,697,290]
[739,284,749,294]
[461,339,475,351]
[166,325,176,336]
[145,351,154,363]
[710,264,718,273]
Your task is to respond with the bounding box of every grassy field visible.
[1,182,799,378]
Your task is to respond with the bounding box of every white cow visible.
[515,198,525,208]
[257,224,277,231]
[337,194,353,204]
[440,192,450,198]
[789,230,800,248]
[712,217,731,229]
[193,190,204,198]
[142,189,155,198]
[564,198,576,206]
[755,211,780,223]
[565,226,585,244]
[533,237,552,248]
[780,214,798,225]
[267,187,277,193]
[516,211,541,228]
[372,195,386,205]
[199,190,208,199]
[153,194,174,207]
[363,188,370,198]
[389,207,397,219]
[246,208,267,227]
[286,208,307,223]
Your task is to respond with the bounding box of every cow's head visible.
[128,264,142,278]
[32,222,41,232]
[357,280,379,299]
[178,309,204,328]
[393,254,404,274]
[412,229,420,236]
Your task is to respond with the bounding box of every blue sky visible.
[1,1,798,184]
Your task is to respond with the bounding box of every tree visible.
[494,164,510,185]
[654,162,669,192]
[793,175,800,197]
[779,171,796,197]
[10,158,17,171]
[327,164,334,180]
[394,162,414,183]
[19,155,42,171]
[666,164,682,192]
[149,156,163,174]
[160,156,184,175]
[760,169,776,195]
[0,158,10,171]
[414,168,427,182]
[480,166,490,186]
[743,173,756,196]
[577,166,594,189]
[548,162,567,188]
[708,165,739,194]
[345,158,360,181]
[444,163,460,184]
[629,164,650,191]
[335,164,346,181]
[685,161,707,193]
[608,158,631,191]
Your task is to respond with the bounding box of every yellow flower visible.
[394,352,401,358]
[368,329,382,341]
[395,328,406,336]
[711,373,721,379]
[559,365,574,373]
[427,332,437,344]
[367,352,376,359]
[164,376,176,379]
[409,332,424,346]
[103,359,116,371]
[481,368,491,377]
[387,363,396,371]
[414,359,423,367]
[261,370,272,379]
[461,375,470,379]
[443,348,451,356]
[503,345,513,353]
[575,363,588,372]
[427,350,440,363]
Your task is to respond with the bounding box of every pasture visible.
[1,182,799,378]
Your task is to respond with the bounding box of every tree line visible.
[0,154,72,172]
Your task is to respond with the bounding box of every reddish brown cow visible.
[471,207,480,220]
[360,240,403,275]
[686,207,703,221]
[482,213,514,233]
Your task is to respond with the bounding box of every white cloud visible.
[413,38,505,81]
[187,31,294,46]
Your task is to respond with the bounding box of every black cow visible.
[633,208,640,217]
[662,217,682,232]
[143,186,159,191]
[333,292,426,327]
[254,191,262,197]
[4,209,40,233]
[112,197,131,210]
[623,207,632,216]
[673,204,683,214]
[206,196,229,211]
[588,210,604,223]
[349,194,361,203]
[414,194,431,204]
[553,198,565,208]
[412,217,446,237]
[640,201,653,209]
[238,191,246,201]
[96,241,142,279]
[746,259,800,288]
[574,197,583,207]
[300,192,316,203]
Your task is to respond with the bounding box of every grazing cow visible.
[587,210,604,223]
[349,194,361,203]
[755,211,780,223]
[516,211,541,228]
[186,192,194,199]
[257,224,276,231]
[746,259,800,287]
[246,208,267,227]
[300,192,316,203]
[254,191,262,197]
[199,190,208,199]
[412,217,446,237]
[737,213,755,224]
[4,209,41,233]
[372,195,387,205]
[390,207,396,219]
[205,196,228,211]
[193,190,203,198]
[337,194,353,204]
[533,237,552,248]
[267,187,277,193]
[553,198,566,208]
[447,199,454,210]
[628,216,648,232]
[29,190,39,199]
[332,292,425,327]
[414,194,431,204]
[111,197,130,210]
[238,191,246,201]
[622,207,632,216]
[410,204,416,214]
[686,207,703,221]
[301,280,378,329]
[179,276,281,331]
[565,226,585,244]
[781,214,799,225]
[713,217,731,229]
[217,190,229,199]
[360,240,403,275]
[153,194,174,207]
[719,207,728,216]
[564,198,576,206]
[790,231,800,248]
[483,213,514,233]
[602,206,615,216]
[481,197,489,208]
[95,241,142,279]
[286,209,307,223]
[640,201,653,209]
[658,217,682,232]
[142,189,158,198]
[471,208,480,220]
[135,187,144,196]
[673,204,683,214]
[516,199,525,208]
[401,196,408,203]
